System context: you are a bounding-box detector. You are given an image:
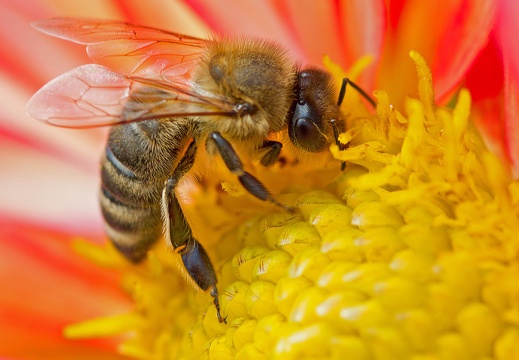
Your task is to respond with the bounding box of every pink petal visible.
[275,1,347,67]
[0,219,130,359]
[111,0,210,37]
[0,2,88,91]
[0,72,107,235]
[184,0,307,61]
[0,2,109,167]
[0,131,104,237]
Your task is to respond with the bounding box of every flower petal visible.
[467,1,519,176]
[0,1,111,90]
[337,0,386,86]
[0,129,104,237]
[184,0,307,61]
[0,219,130,359]
[378,0,497,104]
[109,0,210,37]
[433,0,497,100]
[495,0,519,175]
[503,62,519,177]
[276,0,348,66]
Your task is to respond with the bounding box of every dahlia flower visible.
[0,1,517,359]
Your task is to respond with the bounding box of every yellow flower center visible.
[66,52,519,360]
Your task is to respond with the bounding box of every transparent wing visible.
[27,64,237,128]
[32,18,209,80]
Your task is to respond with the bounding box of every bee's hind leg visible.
[162,140,226,324]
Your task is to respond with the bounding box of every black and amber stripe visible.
[99,143,162,262]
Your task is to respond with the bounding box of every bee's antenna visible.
[337,78,377,109]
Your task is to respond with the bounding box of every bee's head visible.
[287,69,343,153]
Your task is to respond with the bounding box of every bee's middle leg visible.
[162,140,226,323]
[208,132,293,212]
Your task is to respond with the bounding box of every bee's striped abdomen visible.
[100,142,162,262]
[99,120,192,262]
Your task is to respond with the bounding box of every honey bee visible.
[27,18,375,323]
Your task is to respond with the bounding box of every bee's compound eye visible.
[289,116,327,153]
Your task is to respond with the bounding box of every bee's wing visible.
[32,18,208,80]
[27,64,237,128]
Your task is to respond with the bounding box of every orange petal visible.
[377,0,497,105]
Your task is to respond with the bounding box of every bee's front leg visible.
[162,140,226,324]
[208,132,294,212]
[330,118,347,171]
[257,140,282,167]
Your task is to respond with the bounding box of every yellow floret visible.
[69,52,519,360]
